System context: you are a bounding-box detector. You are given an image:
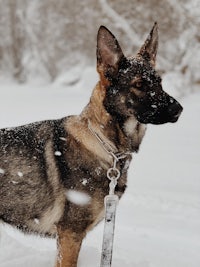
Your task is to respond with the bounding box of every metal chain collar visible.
[88,120,130,195]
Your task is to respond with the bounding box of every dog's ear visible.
[97,26,125,79]
[137,22,158,67]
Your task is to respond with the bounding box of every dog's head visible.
[96,23,183,125]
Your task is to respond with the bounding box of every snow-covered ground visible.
[0,72,199,267]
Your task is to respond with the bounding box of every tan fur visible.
[66,82,117,167]
[83,81,111,127]
[124,117,146,143]
[66,116,113,169]
[56,227,85,267]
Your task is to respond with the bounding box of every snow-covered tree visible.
[0,0,199,94]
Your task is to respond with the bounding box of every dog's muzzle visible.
[136,97,183,125]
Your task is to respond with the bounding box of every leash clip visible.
[107,153,125,196]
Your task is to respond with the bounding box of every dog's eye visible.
[130,81,142,90]
[134,82,142,88]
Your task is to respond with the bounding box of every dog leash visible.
[100,154,123,267]
[88,121,129,267]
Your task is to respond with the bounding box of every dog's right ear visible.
[137,22,158,67]
[97,26,125,80]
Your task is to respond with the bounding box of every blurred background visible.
[0,2,200,267]
[0,0,199,96]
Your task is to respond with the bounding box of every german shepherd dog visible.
[0,23,182,267]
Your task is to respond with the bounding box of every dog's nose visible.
[168,101,183,122]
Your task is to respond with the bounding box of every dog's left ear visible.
[138,22,158,67]
[97,26,125,79]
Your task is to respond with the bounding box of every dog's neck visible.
[81,82,147,154]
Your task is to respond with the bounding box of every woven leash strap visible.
[100,156,121,267]
[100,194,118,267]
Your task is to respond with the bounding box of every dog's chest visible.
[123,117,138,135]
[123,117,146,149]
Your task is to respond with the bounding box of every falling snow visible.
[65,190,91,206]
[150,92,156,97]
[34,218,40,225]
[11,180,19,185]
[151,104,157,109]
[95,167,102,176]
[17,171,23,177]
[54,151,62,156]
[59,137,66,141]
[82,179,88,186]
[0,168,5,174]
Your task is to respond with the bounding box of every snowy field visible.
[0,71,199,267]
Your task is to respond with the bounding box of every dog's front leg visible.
[56,226,84,267]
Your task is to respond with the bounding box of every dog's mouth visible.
[169,110,182,123]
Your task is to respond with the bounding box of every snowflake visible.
[55,151,62,156]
